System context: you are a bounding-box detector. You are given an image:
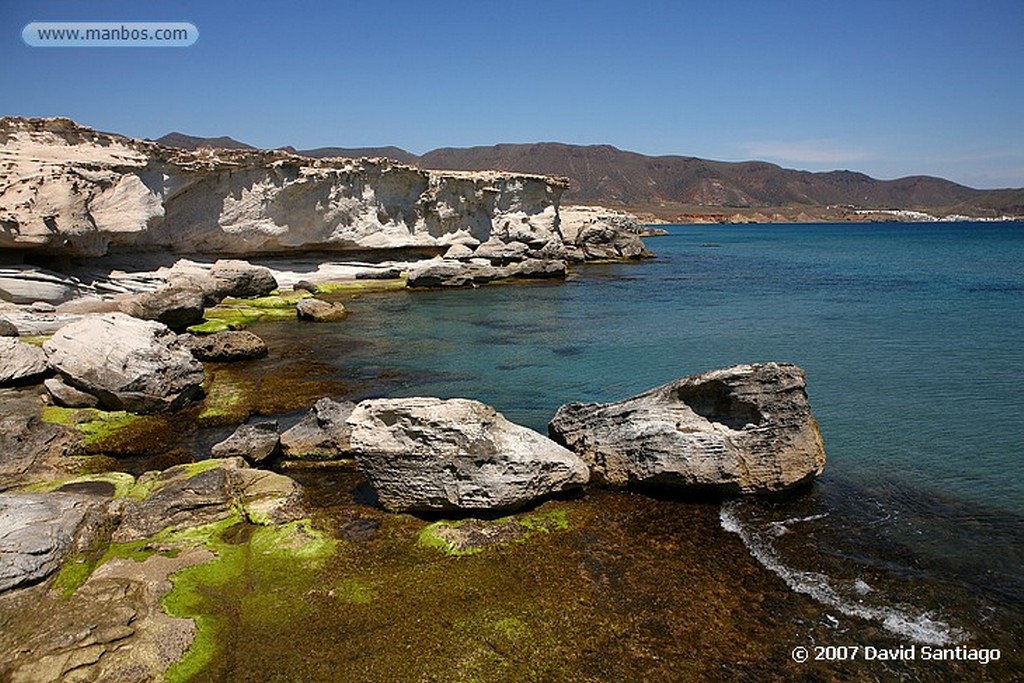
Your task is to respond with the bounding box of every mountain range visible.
[155,133,1024,221]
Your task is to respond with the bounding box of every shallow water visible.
[251,222,1024,664]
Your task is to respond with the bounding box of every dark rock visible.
[405,260,501,288]
[548,363,826,494]
[0,338,49,385]
[210,421,281,464]
[280,398,355,460]
[209,260,278,299]
[43,313,205,413]
[0,318,18,337]
[188,330,268,362]
[118,283,205,330]
[296,298,347,322]
[348,397,589,512]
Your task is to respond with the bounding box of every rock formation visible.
[548,363,826,494]
[348,397,589,511]
[43,313,205,413]
[0,117,569,259]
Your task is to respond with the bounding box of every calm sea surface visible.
[261,222,1024,651]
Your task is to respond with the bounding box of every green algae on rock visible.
[418,508,570,557]
[161,517,337,683]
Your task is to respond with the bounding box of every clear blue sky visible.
[3,0,1022,188]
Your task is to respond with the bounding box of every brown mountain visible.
[419,143,1024,218]
[153,133,1024,219]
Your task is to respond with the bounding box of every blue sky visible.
[3,0,1022,188]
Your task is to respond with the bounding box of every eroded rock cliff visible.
[0,117,569,258]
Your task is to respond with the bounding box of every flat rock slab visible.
[549,362,826,494]
[349,397,589,512]
[0,492,105,593]
[0,337,48,385]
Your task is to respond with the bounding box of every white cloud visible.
[742,140,872,166]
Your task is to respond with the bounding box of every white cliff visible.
[0,117,569,258]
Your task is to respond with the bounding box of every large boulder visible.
[548,363,826,495]
[406,260,501,288]
[43,313,205,413]
[348,397,589,512]
[118,283,205,329]
[280,398,355,460]
[113,458,301,542]
[0,492,108,593]
[0,265,80,305]
[0,337,49,385]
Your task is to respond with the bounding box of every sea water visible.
[264,222,1024,650]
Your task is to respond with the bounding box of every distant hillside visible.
[154,132,255,151]
[298,146,421,164]
[419,143,1024,218]
[153,132,1024,219]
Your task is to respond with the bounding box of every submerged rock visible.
[296,298,347,322]
[43,313,205,413]
[187,330,268,361]
[280,398,355,460]
[0,492,108,593]
[0,337,49,385]
[348,397,589,512]
[548,363,826,494]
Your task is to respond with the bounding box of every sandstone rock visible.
[44,376,100,408]
[473,238,530,264]
[43,313,204,413]
[355,266,403,280]
[548,363,826,494]
[0,317,18,336]
[559,205,652,261]
[280,398,355,460]
[211,421,281,465]
[0,265,81,304]
[406,260,501,288]
[187,330,268,361]
[348,397,589,512]
[0,118,567,258]
[0,337,48,385]
[507,258,567,279]
[113,458,301,542]
[0,492,107,592]
[296,297,347,321]
[442,243,475,260]
[209,259,278,299]
[118,283,205,329]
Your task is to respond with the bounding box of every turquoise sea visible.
[258,222,1024,653]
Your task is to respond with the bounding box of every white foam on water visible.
[720,500,967,646]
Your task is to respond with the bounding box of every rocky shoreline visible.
[5,118,1013,681]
